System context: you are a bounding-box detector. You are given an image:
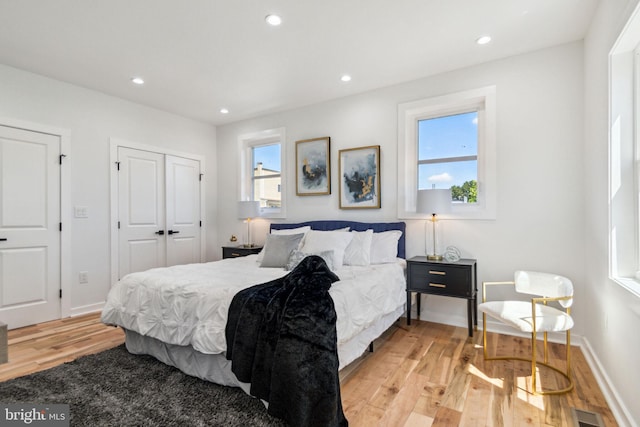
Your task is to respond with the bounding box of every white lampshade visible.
[416,189,452,215]
[237,201,260,219]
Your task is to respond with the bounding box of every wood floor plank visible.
[369,358,419,410]
[403,411,434,427]
[347,403,385,426]
[432,406,462,426]
[459,373,493,426]
[412,381,446,419]
[377,372,427,427]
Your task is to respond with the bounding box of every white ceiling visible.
[0,0,598,126]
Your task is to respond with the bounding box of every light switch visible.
[74,206,88,218]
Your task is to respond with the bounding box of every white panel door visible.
[165,155,201,267]
[118,148,202,279]
[0,125,60,329]
[118,147,166,278]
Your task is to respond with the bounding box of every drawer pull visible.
[429,283,446,288]
[429,270,446,275]
[231,252,241,257]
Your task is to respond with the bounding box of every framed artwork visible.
[295,137,331,196]
[339,145,381,209]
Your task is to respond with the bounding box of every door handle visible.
[155,230,165,235]
[0,238,6,241]
[168,230,180,235]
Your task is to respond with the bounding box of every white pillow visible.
[256,226,312,261]
[370,230,402,264]
[299,230,354,269]
[343,229,373,266]
[285,249,335,271]
[272,226,312,236]
[259,233,305,268]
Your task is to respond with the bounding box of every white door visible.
[165,155,201,266]
[118,147,166,278]
[118,148,201,278]
[0,125,60,329]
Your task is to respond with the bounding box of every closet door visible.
[165,155,201,266]
[118,147,166,277]
[117,147,202,278]
[0,125,61,328]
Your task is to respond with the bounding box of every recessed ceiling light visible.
[476,35,492,45]
[265,14,282,26]
[341,75,352,82]
[131,77,145,85]
[220,108,229,114]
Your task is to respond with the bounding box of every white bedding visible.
[101,255,406,356]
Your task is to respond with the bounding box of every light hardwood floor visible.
[0,313,616,426]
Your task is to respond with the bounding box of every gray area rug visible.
[0,345,286,426]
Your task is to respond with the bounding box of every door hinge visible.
[199,173,203,181]
[59,222,62,232]
[118,221,120,229]
[59,289,62,299]
[59,154,67,165]
[199,220,202,227]
[115,161,120,171]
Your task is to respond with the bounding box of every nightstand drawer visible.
[408,263,471,297]
[222,246,262,259]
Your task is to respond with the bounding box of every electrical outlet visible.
[79,271,88,284]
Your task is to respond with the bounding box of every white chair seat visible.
[478,300,574,333]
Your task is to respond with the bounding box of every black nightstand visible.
[406,256,477,337]
[222,245,263,259]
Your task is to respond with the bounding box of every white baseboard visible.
[580,338,637,427]
[417,308,473,332]
[69,302,104,317]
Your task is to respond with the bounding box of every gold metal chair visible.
[478,270,574,395]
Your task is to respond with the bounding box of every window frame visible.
[397,86,496,219]
[608,21,640,296]
[238,127,286,219]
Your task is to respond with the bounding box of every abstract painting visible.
[339,145,381,209]
[296,137,331,196]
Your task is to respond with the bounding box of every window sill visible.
[612,276,640,299]
[259,208,286,220]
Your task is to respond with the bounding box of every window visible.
[252,144,281,208]
[418,111,478,203]
[239,128,286,218]
[397,86,496,219]
[609,14,640,296]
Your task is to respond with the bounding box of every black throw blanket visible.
[225,255,348,427]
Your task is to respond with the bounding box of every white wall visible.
[216,42,586,333]
[584,0,640,425]
[0,64,217,315]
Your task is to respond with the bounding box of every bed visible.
[101,220,406,421]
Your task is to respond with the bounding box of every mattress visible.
[101,254,407,365]
[123,303,404,391]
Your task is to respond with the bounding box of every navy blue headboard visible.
[270,220,406,259]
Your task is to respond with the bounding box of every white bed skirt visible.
[124,304,404,392]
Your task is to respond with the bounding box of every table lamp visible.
[237,201,260,248]
[416,189,451,260]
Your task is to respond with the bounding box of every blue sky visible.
[253,144,281,172]
[418,111,478,189]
